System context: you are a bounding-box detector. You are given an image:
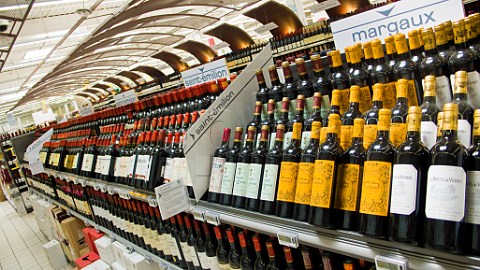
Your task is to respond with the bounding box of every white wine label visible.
[101,155,112,175]
[71,153,79,170]
[170,237,181,257]
[81,154,94,172]
[390,164,418,215]
[458,119,472,148]
[246,163,263,199]
[209,157,226,193]
[135,155,151,181]
[269,132,276,150]
[94,156,103,174]
[188,246,200,266]
[180,242,192,262]
[208,256,221,270]
[127,155,136,178]
[220,162,237,195]
[468,71,480,108]
[163,158,174,182]
[435,76,452,108]
[232,162,250,196]
[172,157,182,182]
[160,234,171,255]
[301,131,311,150]
[421,121,438,150]
[198,252,210,269]
[426,165,466,222]
[260,164,279,202]
[466,171,480,225]
[178,158,192,187]
[118,156,131,177]
[284,131,293,150]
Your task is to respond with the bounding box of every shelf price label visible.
[118,189,131,200]
[148,198,158,207]
[77,179,86,187]
[375,255,407,270]
[97,184,107,193]
[277,230,299,248]
[192,209,205,222]
[107,186,115,195]
[205,211,220,226]
[158,263,168,270]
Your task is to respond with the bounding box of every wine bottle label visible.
[209,157,226,193]
[334,163,361,211]
[188,245,201,266]
[360,161,392,216]
[310,160,335,208]
[160,234,171,255]
[39,152,47,164]
[340,125,353,150]
[301,131,311,150]
[102,155,112,175]
[338,89,350,115]
[426,165,466,222]
[269,132,276,150]
[421,76,451,108]
[164,158,174,182]
[232,162,250,196]
[50,153,59,167]
[321,95,331,120]
[466,171,480,225]
[390,164,418,215]
[208,256,221,270]
[390,123,408,148]
[125,123,134,130]
[277,162,299,202]
[260,164,279,202]
[294,162,315,205]
[284,132,293,150]
[246,163,263,199]
[220,162,237,195]
[359,86,372,114]
[114,157,122,177]
[421,121,438,150]
[135,155,152,181]
[406,79,419,107]
[180,242,193,262]
[170,237,181,257]
[63,155,69,169]
[458,119,472,148]
[94,155,103,174]
[127,155,137,178]
[172,157,181,182]
[198,252,210,268]
[363,125,378,150]
[382,82,397,110]
[73,154,79,169]
[81,154,94,172]
[451,71,480,107]
[179,158,193,187]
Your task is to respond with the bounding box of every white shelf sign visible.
[113,89,138,107]
[254,22,278,34]
[181,58,230,88]
[277,230,299,248]
[375,255,408,270]
[155,179,190,220]
[310,0,340,13]
[205,211,220,226]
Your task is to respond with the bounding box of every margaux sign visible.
[331,0,465,52]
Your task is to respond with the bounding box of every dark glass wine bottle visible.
[394,33,423,106]
[256,69,270,110]
[389,106,429,246]
[177,215,195,270]
[452,70,474,148]
[276,122,302,218]
[363,83,384,152]
[370,39,396,110]
[252,235,267,270]
[303,92,323,149]
[267,65,284,119]
[359,109,395,238]
[349,45,372,114]
[232,126,256,208]
[281,61,298,118]
[226,229,241,269]
[238,231,254,270]
[193,220,209,270]
[420,75,441,150]
[384,35,397,69]
[466,109,480,255]
[265,240,279,270]
[203,222,220,270]
[323,90,341,128]
[283,247,295,270]
[293,121,321,221]
[214,226,230,270]
[334,118,366,231]
[425,103,468,254]
[296,57,314,118]
[437,112,444,143]
[285,95,305,150]
[311,54,332,120]
[340,86,362,151]
[208,128,231,203]
[219,128,243,205]
[389,79,409,149]
[262,100,276,150]
[408,29,425,66]
[434,23,453,62]
[329,50,351,115]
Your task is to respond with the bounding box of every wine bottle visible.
[334,118,366,231]
[329,50,351,115]
[276,122,302,218]
[238,231,254,270]
[340,86,362,150]
[300,247,315,270]
[394,33,423,106]
[259,125,284,215]
[349,44,372,113]
[261,100,276,150]
[193,220,209,270]
[363,84,384,150]
[452,70,474,148]
[420,75,441,150]
[208,128,231,203]
[465,15,480,53]
[265,240,279,270]
[214,226,230,270]
[449,19,480,108]
[389,106,429,245]
[425,103,468,254]
[309,114,342,228]
[359,109,395,238]
[149,129,168,190]
[323,90,341,128]
[245,126,270,211]
[185,216,202,270]
[219,128,243,205]
[408,29,425,65]
[281,61,298,118]
[267,65,284,119]
[437,112,444,142]
[177,215,195,270]
[256,69,270,115]
[420,28,452,108]
[285,95,305,150]
[293,121,321,221]
[363,41,375,73]
[170,217,188,268]
[295,58,314,118]
[303,92,323,149]
[275,97,290,150]
[252,235,267,270]
[384,35,397,69]
[204,223,220,270]
[466,109,480,255]
[283,247,295,270]
[434,23,453,61]
[232,126,255,208]
[226,229,241,269]
[370,39,396,110]
[311,54,333,120]
[389,79,409,148]
[247,101,263,147]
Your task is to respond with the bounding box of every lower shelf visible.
[30,189,182,270]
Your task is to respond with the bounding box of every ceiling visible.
[0,0,331,120]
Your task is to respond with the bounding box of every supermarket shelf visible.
[191,201,480,270]
[30,189,182,270]
[272,37,334,58]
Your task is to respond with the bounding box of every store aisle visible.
[0,200,75,270]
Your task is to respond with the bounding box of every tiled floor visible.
[0,200,75,270]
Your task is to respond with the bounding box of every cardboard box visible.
[123,251,151,270]
[111,242,127,268]
[60,217,87,258]
[82,259,111,270]
[94,236,115,264]
[43,239,68,270]
[75,251,100,269]
[111,262,127,270]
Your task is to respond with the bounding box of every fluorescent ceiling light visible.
[24,48,53,61]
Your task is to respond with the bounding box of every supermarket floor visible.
[0,200,75,270]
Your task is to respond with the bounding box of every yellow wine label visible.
[320,127,328,144]
[390,122,408,148]
[340,125,353,150]
[339,89,350,115]
[383,82,397,110]
[277,162,299,202]
[294,163,315,205]
[360,161,393,216]
[406,80,418,106]
[359,86,372,113]
[310,160,336,208]
[334,164,362,211]
[363,124,378,150]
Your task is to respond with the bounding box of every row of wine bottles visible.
[25,171,375,270]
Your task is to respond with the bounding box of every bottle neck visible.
[424,47,439,56]
[372,100,383,109]
[396,97,408,105]
[377,130,389,139]
[423,95,437,104]
[407,130,421,140]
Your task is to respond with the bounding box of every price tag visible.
[98,184,107,193]
[107,186,115,195]
[73,178,78,184]
[68,175,76,183]
[148,198,158,207]
[192,209,205,222]
[277,230,299,248]
[375,255,408,270]
[154,179,190,220]
[118,189,131,200]
[205,211,220,226]
[78,179,86,187]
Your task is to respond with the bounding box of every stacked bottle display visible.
[224,42,269,69]
[206,15,480,256]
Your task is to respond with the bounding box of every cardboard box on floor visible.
[60,217,87,258]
